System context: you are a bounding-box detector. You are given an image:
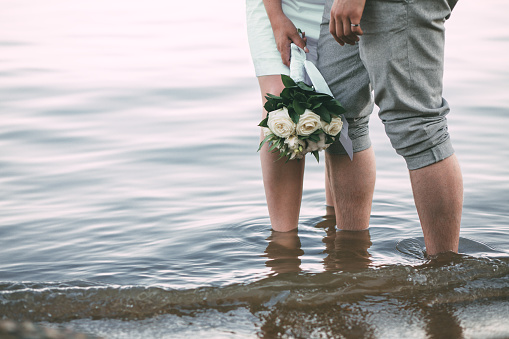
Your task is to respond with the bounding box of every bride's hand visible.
[270,13,308,67]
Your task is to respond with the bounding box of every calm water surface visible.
[1,0,508,338]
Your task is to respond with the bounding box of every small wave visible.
[396,236,504,260]
[1,256,508,323]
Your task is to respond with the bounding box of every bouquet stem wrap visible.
[289,44,353,160]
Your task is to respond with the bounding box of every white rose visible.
[261,127,273,138]
[296,109,321,136]
[305,133,327,153]
[321,116,343,136]
[305,140,318,152]
[267,107,296,139]
[317,133,330,151]
[284,134,305,151]
[290,150,304,160]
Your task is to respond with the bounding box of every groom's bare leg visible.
[348,0,463,255]
[410,154,463,256]
[326,147,376,230]
[325,165,334,207]
[317,2,375,224]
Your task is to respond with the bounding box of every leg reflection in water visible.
[322,227,372,272]
[315,206,372,272]
[264,229,304,274]
[423,304,464,339]
[264,210,373,274]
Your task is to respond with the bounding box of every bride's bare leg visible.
[258,75,305,232]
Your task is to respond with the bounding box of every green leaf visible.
[258,116,268,128]
[310,93,333,103]
[264,101,276,113]
[266,93,282,100]
[277,151,288,162]
[308,133,320,142]
[281,74,297,88]
[257,134,273,152]
[269,141,280,153]
[280,88,293,101]
[289,109,300,124]
[257,140,265,152]
[296,81,314,92]
[313,104,325,114]
[321,110,332,124]
[312,151,320,163]
[269,146,279,154]
[293,100,306,115]
[326,99,341,109]
[311,102,322,110]
[324,100,346,115]
[294,91,307,103]
[325,134,335,144]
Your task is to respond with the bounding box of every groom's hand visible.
[329,0,366,46]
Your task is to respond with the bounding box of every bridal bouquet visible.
[258,74,345,162]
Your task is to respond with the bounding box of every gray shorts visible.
[318,0,458,170]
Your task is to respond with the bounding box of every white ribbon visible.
[289,44,353,160]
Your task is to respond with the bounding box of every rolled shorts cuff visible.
[405,137,455,170]
[326,132,371,156]
[326,114,372,155]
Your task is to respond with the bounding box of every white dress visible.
[246,0,325,76]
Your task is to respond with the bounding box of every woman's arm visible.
[262,0,308,67]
